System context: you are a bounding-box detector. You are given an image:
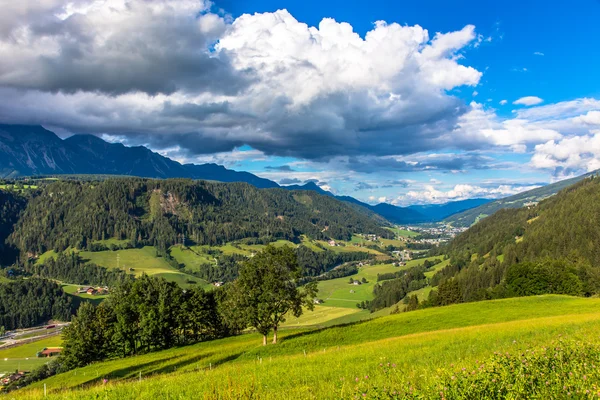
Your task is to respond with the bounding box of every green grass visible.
[78,247,208,289]
[315,240,386,257]
[316,264,393,308]
[11,295,600,399]
[379,237,407,248]
[314,256,445,311]
[61,284,109,306]
[424,258,450,278]
[92,238,131,247]
[281,305,363,328]
[14,329,60,340]
[386,226,419,238]
[407,285,434,301]
[0,336,62,374]
[169,245,214,273]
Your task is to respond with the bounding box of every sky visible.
[0,0,599,205]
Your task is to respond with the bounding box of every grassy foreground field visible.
[12,295,600,399]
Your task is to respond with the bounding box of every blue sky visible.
[0,0,599,205]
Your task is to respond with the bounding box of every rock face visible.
[0,124,279,188]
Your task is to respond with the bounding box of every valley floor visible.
[11,295,600,399]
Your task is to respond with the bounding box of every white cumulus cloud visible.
[513,96,544,106]
[394,183,540,205]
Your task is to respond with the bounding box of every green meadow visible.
[0,336,63,374]
[386,226,419,238]
[37,246,210,289]
[316,256,446,309]
[33,234,394,293]
[11,295,600,399]
[61,284,109,306]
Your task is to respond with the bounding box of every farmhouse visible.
[37,347,63,358]
[352,280,362,286]
[77,286,93,294]
[399,250,412,261]
[327,239,337,247]
[313,298,324,304]
[1,371,27,386]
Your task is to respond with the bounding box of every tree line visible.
[59,245,315,368]
[60,274,229,369]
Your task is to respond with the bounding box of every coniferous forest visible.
[0,279,72,330]
[8,178,391,256]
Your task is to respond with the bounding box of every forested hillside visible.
[0,279,73,330]
[0,190,27,265]
[8,178,392,256]
[426,176,600,306]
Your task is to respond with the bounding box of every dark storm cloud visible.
[355,182,377,190]
[279,178,302,185]
[347,154,495,173]
[265,165,295,172]
[380,180,412,188]
[0,1,253,96]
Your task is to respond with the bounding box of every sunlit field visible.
[11,295,600,399]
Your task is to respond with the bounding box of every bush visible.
[350,338,600,399]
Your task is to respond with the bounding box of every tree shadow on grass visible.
[149,351,242,375]
[63,355,180,390]
[278,319,367,343]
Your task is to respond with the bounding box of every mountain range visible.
[0,124,278,189]
[0,123,586,227]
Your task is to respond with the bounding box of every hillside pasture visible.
[386,226,419,238]
[316,256,448,309]
[61,284,109,306]
[79,247,208,289]
[12,296,600,399]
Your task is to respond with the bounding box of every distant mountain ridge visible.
[0,124,489,224]
[445,170,600,227]
[0,124,279,189]
[283,181,491,224]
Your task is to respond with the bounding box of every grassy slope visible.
[12,295,600,399]
[386,227,419,238]
[0,336,63,374]
[61,284,109,306]
[317,256,444,309]
[79,247,208,289]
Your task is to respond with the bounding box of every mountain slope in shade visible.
[445,170,600,227]
[0,125,279,188]
[408,198,491,222]
[282,182,429,224]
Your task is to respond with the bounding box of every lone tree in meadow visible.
[225,245,317,345]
